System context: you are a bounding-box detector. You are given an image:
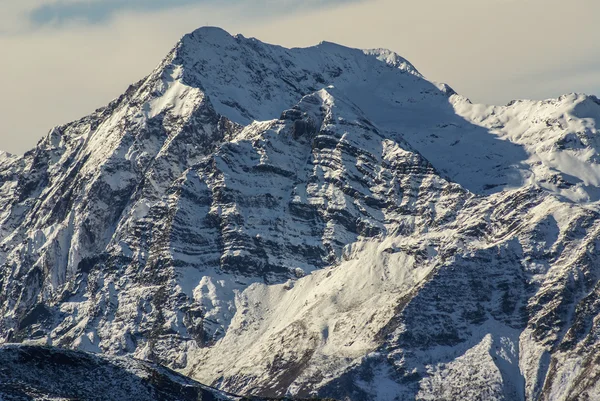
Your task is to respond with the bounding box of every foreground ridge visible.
[0,344,333,401]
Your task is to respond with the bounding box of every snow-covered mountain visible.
[2,26,600,400]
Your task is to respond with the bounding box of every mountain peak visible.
[159,28,430,129]
[185,25,234,42]
[5,25,600,401]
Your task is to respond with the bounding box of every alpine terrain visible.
[2,26,600,400]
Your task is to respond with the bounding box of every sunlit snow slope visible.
[2,26,600,401]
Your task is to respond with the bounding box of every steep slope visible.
[2,26,600,401]
[453,93,600,202]
[184,161,600,401]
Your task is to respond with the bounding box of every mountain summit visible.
[2,27,600,400]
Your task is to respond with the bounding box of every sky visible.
[1,0,599,154]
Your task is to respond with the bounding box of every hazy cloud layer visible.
[1,0,599,154]
[29,0,359,25]
[30,0,200,24]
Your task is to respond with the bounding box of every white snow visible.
[188,238,434,392]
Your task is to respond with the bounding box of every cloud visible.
[28,0,359,26]
[30,0,198,24]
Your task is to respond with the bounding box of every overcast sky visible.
[1,0,599,154]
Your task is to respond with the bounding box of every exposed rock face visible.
[2,26,600,401]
